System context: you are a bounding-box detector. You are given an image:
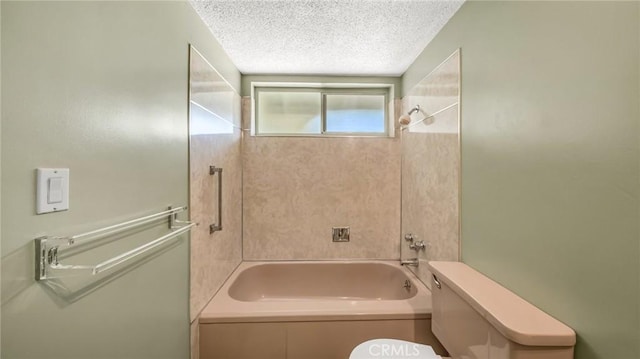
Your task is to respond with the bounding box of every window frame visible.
[251,82,394,138]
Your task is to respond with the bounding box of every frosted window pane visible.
[325,95,385,133]
[258,92,321,134]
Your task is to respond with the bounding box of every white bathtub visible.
[199,261,446,359]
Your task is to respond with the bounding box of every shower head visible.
[398,114,412,126]
[398,105,421,126]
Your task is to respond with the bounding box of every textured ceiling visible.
[189,0,464,76]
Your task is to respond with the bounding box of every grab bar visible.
[209,166,222,234]
[35,206,194,281]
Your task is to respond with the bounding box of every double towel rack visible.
[35,206,194,281]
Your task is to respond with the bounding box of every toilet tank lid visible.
[428,261,576,347]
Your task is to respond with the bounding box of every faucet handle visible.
[409,240,428,251]
[404,233,416,242]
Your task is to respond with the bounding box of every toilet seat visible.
[349,338,443,359]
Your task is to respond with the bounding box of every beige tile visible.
[401,118,460,263]
[241,96,252,130]
[242,98,401,260]
[189,127,243,320]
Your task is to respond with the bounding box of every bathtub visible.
[199,261,446,359]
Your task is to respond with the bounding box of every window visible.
[325,94,386,133]
[256,89,321,135]
[253,84,393,137]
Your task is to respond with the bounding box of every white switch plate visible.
[37,168,69,214]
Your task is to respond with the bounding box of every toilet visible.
[350,338,444,359]
[351,261,576,359]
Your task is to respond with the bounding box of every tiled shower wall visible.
[189,110,242,358]
[400,50,460,287]
[242,98,402,260]
[189,49,243,323]
[189,126,242,318]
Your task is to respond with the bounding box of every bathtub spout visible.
[400,258,419,267]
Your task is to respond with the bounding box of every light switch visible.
[47,177,64,204]
[37,168,69,214]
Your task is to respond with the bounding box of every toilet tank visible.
[428,262,576,359]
